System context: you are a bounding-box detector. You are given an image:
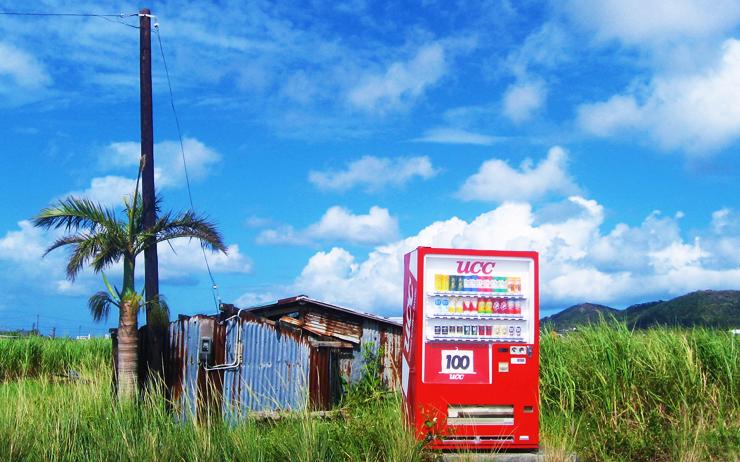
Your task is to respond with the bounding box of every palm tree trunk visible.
[117,256,138,399]
[117,298,138,399]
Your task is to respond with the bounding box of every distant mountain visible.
[541,303,619,330]
[625,290,740,329]
[542,290,740,330]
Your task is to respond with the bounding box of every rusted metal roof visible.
[243,295,401,327]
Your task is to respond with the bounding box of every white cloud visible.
[413,128,500,146]
[288,197,740,313]
[577,39,740,152]
[307,206,398,244]
[458,146,578,202]
[502,80,546,123]
[257,206,399,246]
[156,240,252,279]
[234,291,279,308]
[0,42,51,90]
[347,43,446,112]
[256,225,311,246]
[309,155,438,192]
[711,208,731,233]
[65,176,138,207]
[562,0,740,45]
[506,22,571,78]
[101,137,220,188]
[576,95,642,137]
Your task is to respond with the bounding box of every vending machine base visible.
[436,449,577,462]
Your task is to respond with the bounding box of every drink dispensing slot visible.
[447,405,515,426]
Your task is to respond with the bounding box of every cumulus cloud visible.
[502,80,546,123]
[309,155,438,192]
[458,146,578,202]
[257,206,399,246]
[413,128,500,146]
[100,137,220,188]
[285,197,740,314]
[577,39,740,152]
[562,0,740,45]
[347,43,446,112]
[64,176,138,207]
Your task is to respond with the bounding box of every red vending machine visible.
[402,247,539,451]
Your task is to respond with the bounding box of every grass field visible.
[0,324,737,461]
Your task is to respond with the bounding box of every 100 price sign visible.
[440,350,475,375]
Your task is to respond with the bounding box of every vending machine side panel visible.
[401,249,419,428]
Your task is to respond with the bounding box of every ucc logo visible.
[456,260,496,274]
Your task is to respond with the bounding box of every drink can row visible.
[434,324,523,338]
[432,296,523,315]
[435,274,521,293]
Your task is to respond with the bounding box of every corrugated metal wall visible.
[339,319,402,390]
[222,316,311,420]
[165,315,225,422]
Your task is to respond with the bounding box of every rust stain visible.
[303,311,362,344]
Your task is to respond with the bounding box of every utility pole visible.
[139,8,164,383]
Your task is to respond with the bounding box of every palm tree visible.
[33,193,226,398]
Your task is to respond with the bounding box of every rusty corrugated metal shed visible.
[160,296,402,422]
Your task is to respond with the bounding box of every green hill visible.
[541,303,619,329]
[624,290,740,328]
[542,290,740,330]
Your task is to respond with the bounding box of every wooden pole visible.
[139,8,164,383]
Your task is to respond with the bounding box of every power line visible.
[155,26,222,312]
[0,10,141,28]
[0,11,135,17]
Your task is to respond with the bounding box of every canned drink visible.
[508,325,515,336]
[441,326,449,336]
[478,326,485,336]
[463,325,470,336]
[515,326,522,335]
[486,325,493,336]
[456,325,463,336]
[434,326,440,336]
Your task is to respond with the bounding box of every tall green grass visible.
[0,337,110,380]
[540,323,739,461]
[0,371,421,461]
[0,324,737,461]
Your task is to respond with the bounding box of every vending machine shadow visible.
[402,247,540,453]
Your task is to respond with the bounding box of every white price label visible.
[441,350,475,374]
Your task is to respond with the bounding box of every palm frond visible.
[88,291,119,322]
[65,233,109,280]
[43,234,87,257]
[146,294,170,329]
[33,197,119,233]
[101,272,121,301]
[137,210,227,255]
[89,228,129,273]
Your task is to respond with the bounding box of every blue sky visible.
[0,0,739,336]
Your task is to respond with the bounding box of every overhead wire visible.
[154,24,222,311]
